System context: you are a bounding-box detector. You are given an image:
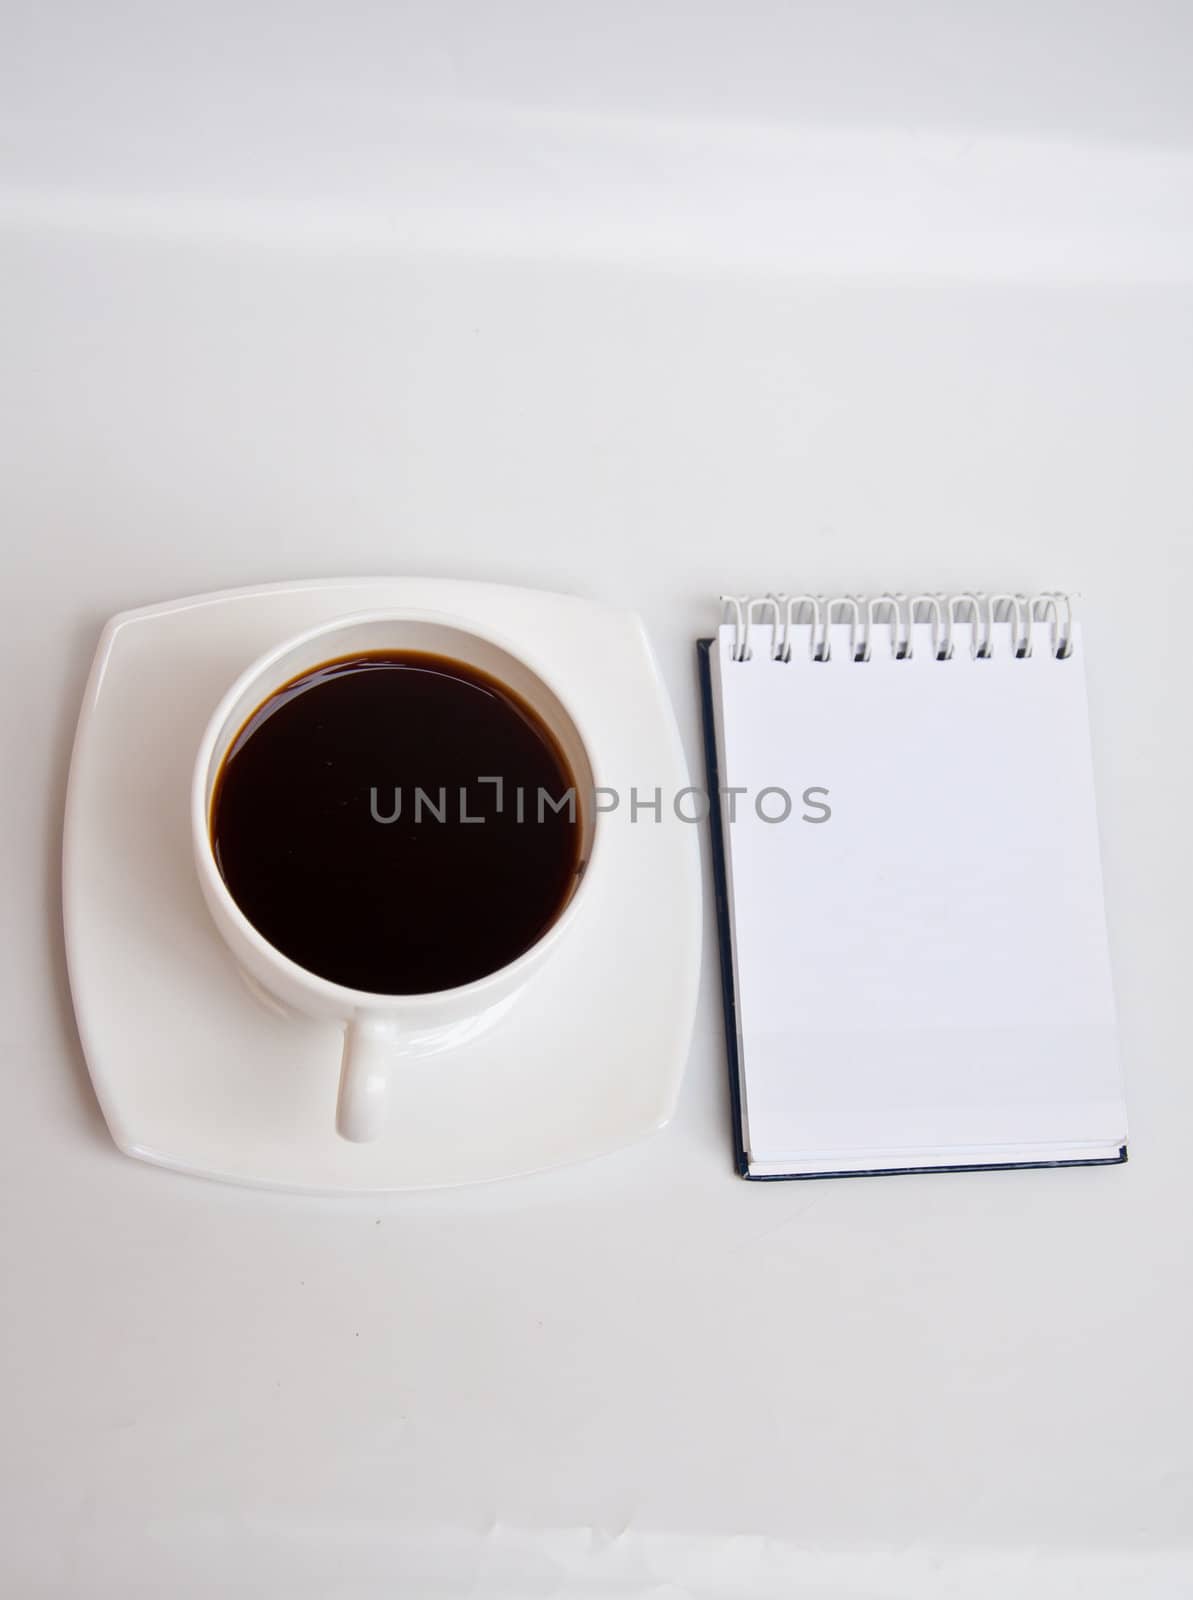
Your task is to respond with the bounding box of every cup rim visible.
[191,606,603,1012]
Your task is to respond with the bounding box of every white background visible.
[2,4,1192,1594]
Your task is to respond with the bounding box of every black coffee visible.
[211,652,583,993]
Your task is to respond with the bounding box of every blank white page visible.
[710,618,1125,1175]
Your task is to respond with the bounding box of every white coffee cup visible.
[191,610,599,1144]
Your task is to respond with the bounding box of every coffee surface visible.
[211,652,582,993]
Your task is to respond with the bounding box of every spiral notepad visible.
[698,593,1126,1179]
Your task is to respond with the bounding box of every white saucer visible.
[64,578,702,1193]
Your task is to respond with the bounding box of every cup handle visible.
[337,1016,400,1143]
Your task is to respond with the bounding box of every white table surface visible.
[3,6,1192,1595]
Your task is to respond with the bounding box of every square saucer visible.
[64,578,702,1192]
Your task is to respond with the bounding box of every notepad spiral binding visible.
[719,591,1074,665]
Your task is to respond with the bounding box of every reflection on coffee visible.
[210,652,582,993]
